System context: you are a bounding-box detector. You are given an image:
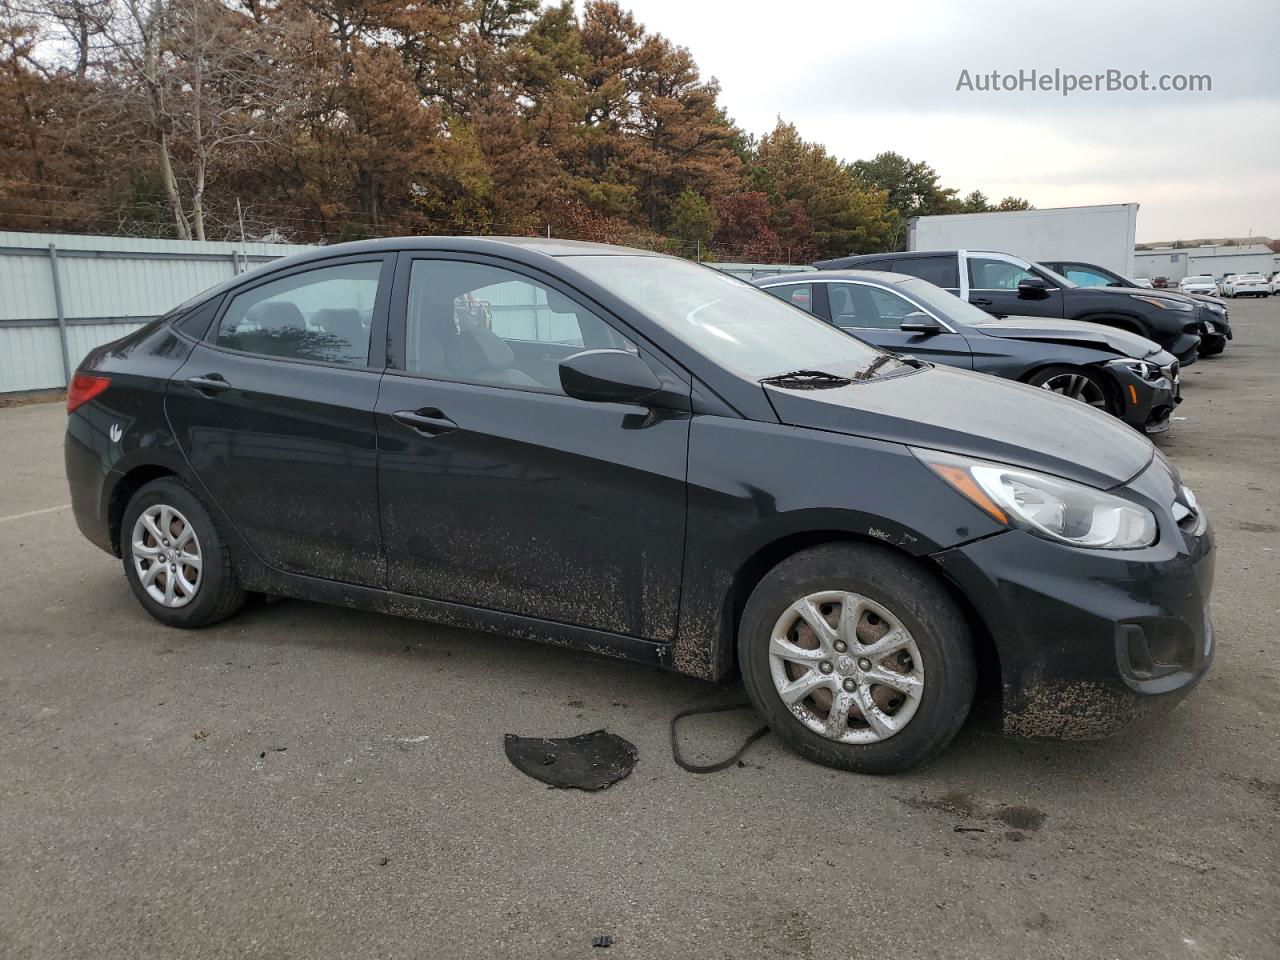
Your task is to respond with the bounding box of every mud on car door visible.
[375,252,692,641]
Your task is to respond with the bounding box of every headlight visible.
[915,449,1158,549]
[1108,358,1161,381]
[1130,295,1195,313]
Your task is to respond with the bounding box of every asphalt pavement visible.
[1,298,1277,959]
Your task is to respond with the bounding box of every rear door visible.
[375,253,691,640]
[166,255,392,586]
[821,281,973,368]
[964,253,1065,318]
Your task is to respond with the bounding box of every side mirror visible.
[1017,278,1053,299]
[899,312,943,335]
[559,349,661,405]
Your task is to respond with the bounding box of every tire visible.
[121,477,245,628]
[1024,364,1115,415]
[738,543,977,774]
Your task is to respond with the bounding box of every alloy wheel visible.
[768,591,924,744]
[1039,372,1108,408]
[131,504,202,608]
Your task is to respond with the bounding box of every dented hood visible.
[764,364,1154,490]
[971,315,1163,359]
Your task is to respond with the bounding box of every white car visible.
[1271,273,1280,295]
[1178,275,1218,295]
[1130,277,1154,288]
[1224,273,1270,298]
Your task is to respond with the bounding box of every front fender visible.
[670,416,1006,679]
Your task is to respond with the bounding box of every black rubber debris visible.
[592,934,614,948]
[504,730,637,791]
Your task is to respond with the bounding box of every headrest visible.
[312,308,361,332]
[449,327,515,375]
[245,300,306,332]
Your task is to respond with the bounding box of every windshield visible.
[894,277,997,326]
[567,255,884,380]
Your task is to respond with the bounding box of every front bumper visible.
[932,463,1214,740]
[1104,360,1180,434]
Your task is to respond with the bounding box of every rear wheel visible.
[121,478,245,628]
[1025,365,1114,414]
[738,543,976,774]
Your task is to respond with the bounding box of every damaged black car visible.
[753,269,1182,434]
[65,238,1215,773]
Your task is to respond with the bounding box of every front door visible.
[964,254,1065,319]
[166,256,392,586]
[820,281,974,368]
[376,254,691,640]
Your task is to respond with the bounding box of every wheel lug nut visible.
[833,640,847,653]
[842,678,856,692]
[819,661,834,674]
[858,658,873,671]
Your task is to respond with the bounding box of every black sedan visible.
[754,270,1182,434]
[65,238,1213,774]
[1041,260,1232,358]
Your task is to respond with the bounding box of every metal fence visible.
[0,231,312,393]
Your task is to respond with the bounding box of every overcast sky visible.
[601,0,1278,243]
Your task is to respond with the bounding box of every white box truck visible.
[907,203,1139,278]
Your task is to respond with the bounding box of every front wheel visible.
[121,478,245,628]
[738,543,977,774]
[1024,365,1115,415]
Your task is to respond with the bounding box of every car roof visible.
[758,268,916,286]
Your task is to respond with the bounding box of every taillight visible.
[66,373,111,413]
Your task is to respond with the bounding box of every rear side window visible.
[216,262,381,365]
[1062,266,1112,287]
[763,283,815,313]
[173,298,221,339]
[891,257,959,289]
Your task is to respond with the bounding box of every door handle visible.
[970,298,993,306]
[186,373,231,394]
[392,408,458,436]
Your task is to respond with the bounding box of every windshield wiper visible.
[759,369,853,390]
[851,353,909,380]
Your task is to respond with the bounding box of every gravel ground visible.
[1,298,1277,959]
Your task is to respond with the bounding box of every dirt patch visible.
[901,791,1048,834]
[0,389,64,408]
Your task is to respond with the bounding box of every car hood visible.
[764,364,1154,490]
[969,315,1162,358]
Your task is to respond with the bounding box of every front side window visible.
[404,260,633,394]
[968,257,1036,290]
[567,255,884,380]
[827,284,919,330]
[216,261,380,365]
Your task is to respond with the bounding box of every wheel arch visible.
[107,463,180,556]
[716,530,1003,703]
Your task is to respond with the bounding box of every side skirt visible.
[239,564,675,673]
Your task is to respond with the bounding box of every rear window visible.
[891,257,959,289]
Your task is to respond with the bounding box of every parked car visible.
[1152,277,1169,289]
[814,250,1203,366]
[753,270,1182,434]
[65,237,1215,774]
[1223,273,1270,298]
[1042,261,1231,358]
[1178,275,1219,296]
[1271,273,1280,295]
[1131,277,1154,288]
[1216,275,1236,296]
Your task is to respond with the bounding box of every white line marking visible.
[0,504,71,524]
